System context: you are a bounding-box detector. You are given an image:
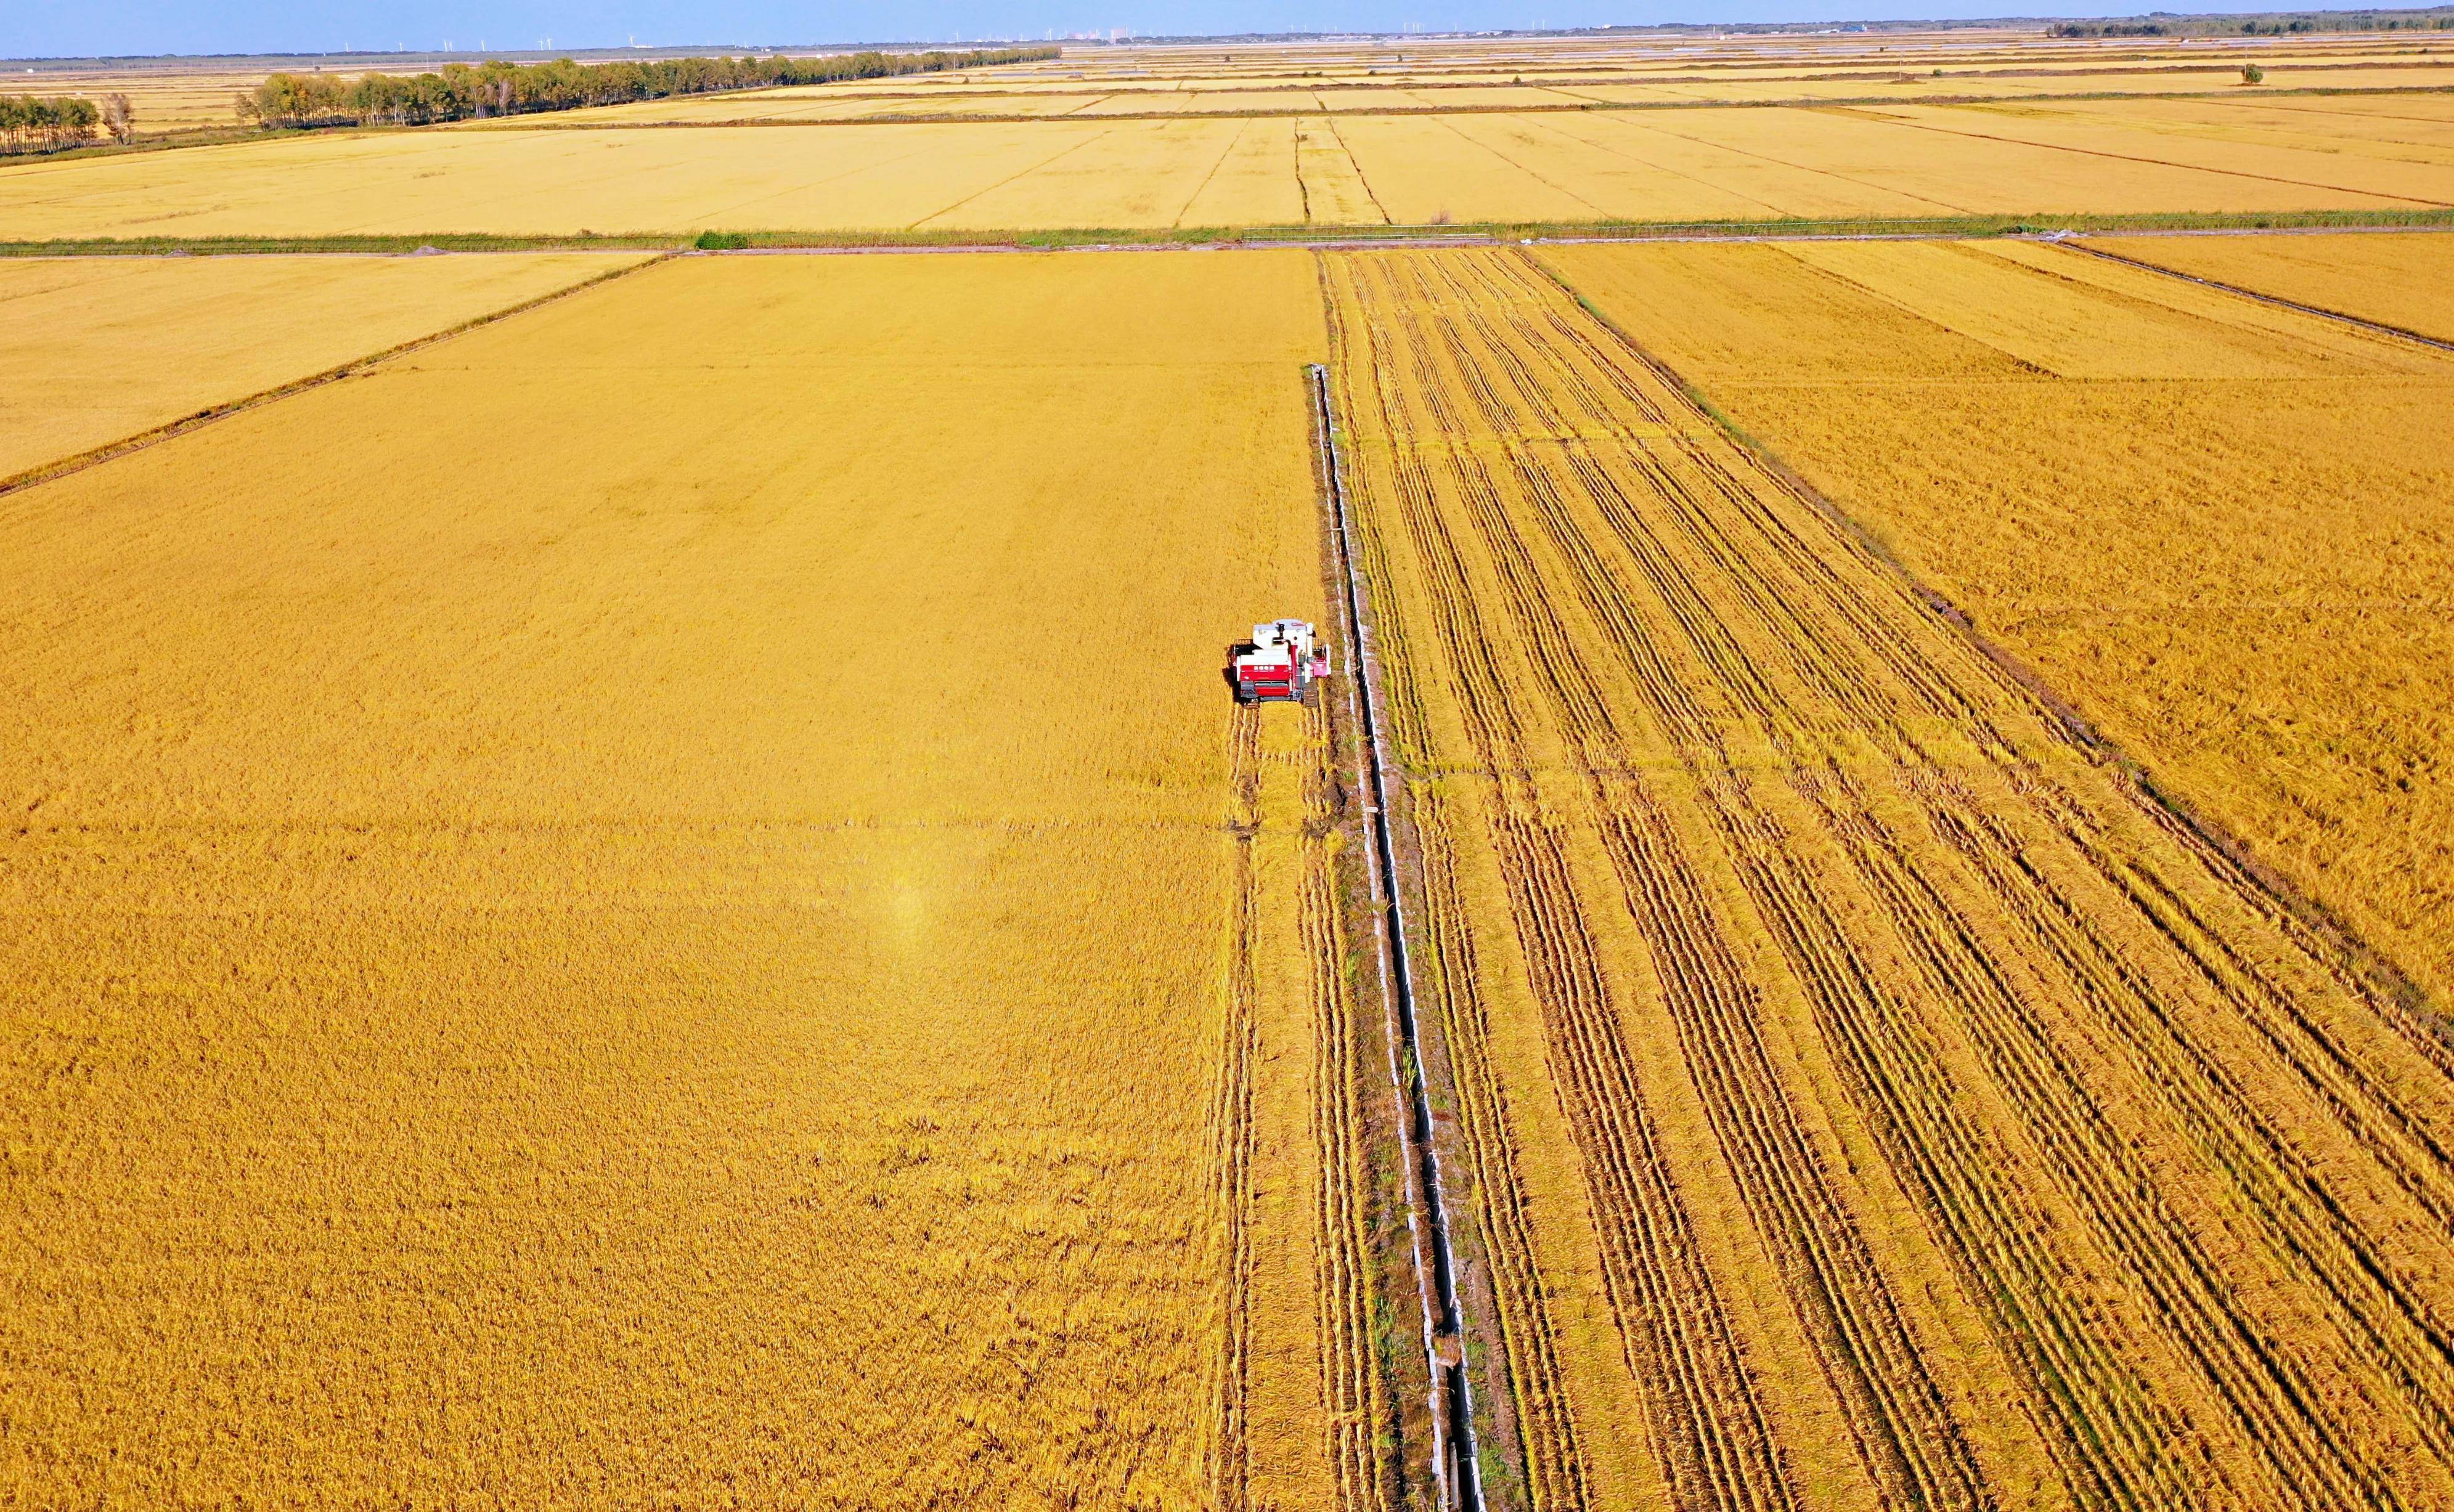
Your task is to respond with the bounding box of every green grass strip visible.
[8,206,2452,259]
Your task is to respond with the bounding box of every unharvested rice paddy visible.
[0,251,1416,1505]
[2090,227,2454,341]
[1325,244,2454,1510]
[0,250,645,482]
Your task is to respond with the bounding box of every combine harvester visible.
[1231,619,1332,704]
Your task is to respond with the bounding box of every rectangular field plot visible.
[0,251,646,484]
[0,251,1407,1506]
[1544,235,2454,1014]
[2089,227,2454,343]
[1326,246,2454,1510]
[8,90,2454,238]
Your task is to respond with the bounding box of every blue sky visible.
[7,1,2193,61]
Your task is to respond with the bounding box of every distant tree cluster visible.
[2053,9,2454,35]
[0,94,106,155]
[235,46,1058,129]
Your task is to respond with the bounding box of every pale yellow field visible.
[2091,227,2454,339]
[17,67,304,132]
[555,60,2454,124]
[1543,234,2454,1013]
[0,251,646,482]
[0,251,1403,1505]
[8,84,2454,235]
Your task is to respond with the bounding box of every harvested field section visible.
[0,251,648,482]
[0,251,1404,1505]
[1327,245,2454,1510]
[1546,235,2454,1014]
[2088,229,2454,342]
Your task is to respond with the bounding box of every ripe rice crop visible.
[6,87,2453,238]
[0,250,646,483]
[1326,245,2454,1508]
[1543,235,2454,1015]
[0,250,1408,1506]
[2090,227,2454,341]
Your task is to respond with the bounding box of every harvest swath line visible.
[1528,245,2454,1027]
[1209,709,1263,1506]
[1295,691,1404,1512]
[0,251,674,500]
[10,211,2452,259]
[1324,243,2454,1509]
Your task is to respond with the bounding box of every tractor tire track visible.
[1207,706,1263,1511]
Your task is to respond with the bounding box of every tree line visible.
[2053,7,2454,35]
[235,46,1058,129]
[0,93,135,155]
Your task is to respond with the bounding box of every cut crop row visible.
[1321,245,2454,1510]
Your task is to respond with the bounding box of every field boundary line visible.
[455,82,2454,129]
[12,210,2454,259]
[0,252,678,502]
[1820,100,2454,209]
[1517,245,2450,1030]
[2057,234,2454,352]
[1313,359,1484,1512]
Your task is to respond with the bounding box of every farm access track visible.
[1319,245,2454,1510]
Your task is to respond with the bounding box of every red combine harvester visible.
[1232,619,1332,704]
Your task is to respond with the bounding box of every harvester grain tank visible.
[1232,619,1332,704]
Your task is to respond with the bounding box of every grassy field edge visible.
[7,207,2454,259]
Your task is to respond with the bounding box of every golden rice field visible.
[0,250,644,482]
[11,23,2454,1510]
[566,55,2454,123]
[0,250,1422,1506]
[1326,244,2454,1511]
[31,28,2450,137]
[2091,227,2454,340]
[7,78,2454,237]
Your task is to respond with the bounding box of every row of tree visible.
[235,46,1058,129]
[0,93,135,155]
[2053,9,2454,35]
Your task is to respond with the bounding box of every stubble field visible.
[1541,232,2454,1015]
[1326,243,2454,1511]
